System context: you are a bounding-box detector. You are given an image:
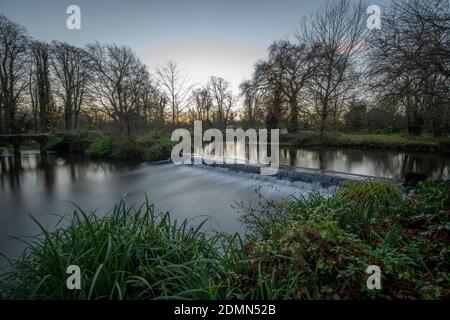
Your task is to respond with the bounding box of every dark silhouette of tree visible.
[87,43,150,138]
[51,41,91,132]
[30,41,52,133]
[0,15,29,134]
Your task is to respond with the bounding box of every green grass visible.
[343,133,450,145]
[1,181,449,300]
[0,141,40,152]
[0,198,239,300]
[282,131,450,152]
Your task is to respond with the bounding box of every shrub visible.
[77,131,172,162]
[233,212,368,299]
[47,132,99,154]
[136,132,173,162]
[237,181,450,299]
[85,135,116,158]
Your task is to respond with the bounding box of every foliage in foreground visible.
[1,181,449,300]
[237,180,450,299]
[0,199,234,299]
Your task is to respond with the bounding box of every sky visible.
[0,0,384,92]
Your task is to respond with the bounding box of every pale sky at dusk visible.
[0,0,385,92]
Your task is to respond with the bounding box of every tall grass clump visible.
[335,180,403,240]
[0,198,229,300]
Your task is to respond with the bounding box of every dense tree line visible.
[0,16,167,137]
[0,0,449,138]
[240,0,449,136]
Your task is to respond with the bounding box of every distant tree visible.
[239,79,266,128]
[156,61,193,130]
[207,76,234,129]
[28,65,40,133]
[344,99,367,132]
[137,78,166,130]
[366,100,406,133]
[190,87,213,127]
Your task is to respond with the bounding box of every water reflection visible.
[279,148,450,179]
[0,153,140,198]
[196,142,450,179]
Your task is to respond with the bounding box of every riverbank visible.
[0,141,40,154]
[1,180,448,300]
[281,132,450,153]
[46,131,173,162]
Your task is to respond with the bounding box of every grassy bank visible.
[281,131,450,153]
[0,141,40,154]
[47,131,173,162]
[1,180,449,300]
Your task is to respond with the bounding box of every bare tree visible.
[190,87,213,126]
[136,77,166,130]
[207,76,234,129]
[156,61,193,129]
[30,41,52,133]
[29,68,39,132]
[251,40,314,131]
[368,0,450,136]
[51,41,91,132]
[0,15,30,134]
[240,80,260,128]
[297,0,367,132]
[87,42,150,137]
[253,50,285,129]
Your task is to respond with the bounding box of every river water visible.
[0,147,449,263]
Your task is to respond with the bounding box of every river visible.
[0,147,449,264]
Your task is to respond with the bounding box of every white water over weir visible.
[160,153,387,192]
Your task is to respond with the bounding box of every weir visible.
[158,153,391,189]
